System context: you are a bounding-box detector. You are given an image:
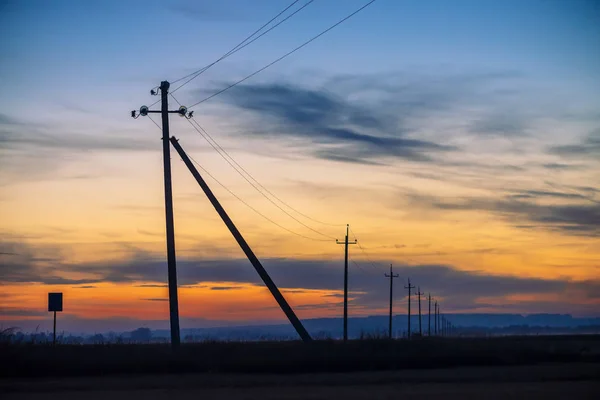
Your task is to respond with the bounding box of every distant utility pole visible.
[428,293,432,336]
[132,81,191,349]
[415,287,424,336]
[384,264,400,339]
[438,306,442,337]
[404,278,415,339]
[434,301,438,336]
[336,224,356,342]
[441,316,445,337]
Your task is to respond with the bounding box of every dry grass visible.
[1,334,599,378]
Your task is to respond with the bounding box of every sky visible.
[1,0,599,333]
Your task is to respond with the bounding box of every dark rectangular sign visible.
[48,292,63,312]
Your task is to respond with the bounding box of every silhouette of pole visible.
[170,137,312,342]
[404,278,415,339]
[415,287,424,336]
[384,264,399,339]
[336,224,356,342]
[428,293,432,336]
[160,81,180,348]
[434,301,438,335]
[438,305,442,337]
[131,85,200,348]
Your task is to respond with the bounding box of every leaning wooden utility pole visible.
[404,278,415,339]
[336,224,356,342]
[384,264,399,339]
[132,81,186,349]
[169,137,312,343]
[415,287,424,336]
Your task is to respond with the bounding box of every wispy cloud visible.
[2,240,598,314]
[406,192,600,236]
[548,128,600,159]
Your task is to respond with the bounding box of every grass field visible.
[2,364,599,399]
[2,335,599,378]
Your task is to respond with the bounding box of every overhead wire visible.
[349,227,386,271]
[169,92,341,236]
[187,0,377,109]
[185,153,331,242]
[183,115,337,239]
[152,0,314,105]
[185,109,343,226]
[147,115,162,130]
[170,0,316,95]
[146,113,330,242]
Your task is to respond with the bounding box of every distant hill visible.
[152,313,600,340]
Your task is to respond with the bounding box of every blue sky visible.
[1,0,599,330]
[2,0,599,109]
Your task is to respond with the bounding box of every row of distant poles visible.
[386,273,453,339]
[132,83,454,348]
[338,225,453,341]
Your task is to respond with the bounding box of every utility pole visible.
[434,301,438,336]
[415,287,424,337]
[438,305,442,337]
[441,316,445,337]
[132,81,190,349]
[428,293,432,336]
[336,224,356,342]
[404,278,415,339]
[384,264,399,339]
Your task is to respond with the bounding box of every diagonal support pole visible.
[169,136,312,342]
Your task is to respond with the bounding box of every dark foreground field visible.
[2,335,599,377]
[2,364,599,399]
[2,336,599,399]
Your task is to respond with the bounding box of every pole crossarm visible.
[169,136,312,343]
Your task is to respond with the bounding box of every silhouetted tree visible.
[130,327,152,343]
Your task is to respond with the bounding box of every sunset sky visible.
[1,0,599,333]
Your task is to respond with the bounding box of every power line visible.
[350,257,368,274]
[148,0,309,108]
[186,114,344,227]
[170,0,316,95]
[349,227,385,271]
[147,112,329,242]
[147,114,162,130]
[152,0,303,93]
[185,153,330,242]
[181,115,337,240]
[187,0,377,109]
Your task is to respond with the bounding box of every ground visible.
[2,363,599,399]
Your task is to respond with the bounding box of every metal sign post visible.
[48,293,63,345]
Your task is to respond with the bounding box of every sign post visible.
[48,293,63,345]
